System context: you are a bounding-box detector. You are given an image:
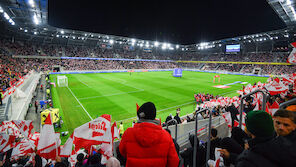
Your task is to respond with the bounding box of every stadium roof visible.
[0,0,296,48]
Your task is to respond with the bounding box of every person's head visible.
[273,109,296,136]
[76,153,84,162]
[137,102,156,120]
[211,128,218,139]
[245,110,275,138]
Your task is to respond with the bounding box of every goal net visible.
[57,76,68,87]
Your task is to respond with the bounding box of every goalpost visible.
[57,76,68,87]
[213,75,221,83]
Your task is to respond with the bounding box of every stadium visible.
[0,0,295,166]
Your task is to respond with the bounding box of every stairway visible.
[0,103,6,122]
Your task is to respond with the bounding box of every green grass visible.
[50,71,267,143]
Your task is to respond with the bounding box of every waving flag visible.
[11,138,35,159]
[0,133,16,152]
[37,114,59,160]
[29,132,40,148]
[12,120,34,138]
[73,114,112,151]
[1,121,21,137]
[60,133,74,157]
[287,46,296,64]
[265,79,289,95]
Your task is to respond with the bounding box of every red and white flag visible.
[11,138,35,159]
[268,101,280,116]
[73,114,112,151]
[12,120,34,138]
[287,47,296,64]
[37,113,59,160]
[29,132,40,148]
[265,79,289,95]
[59,133,74,157]
[1,121,21,137]
[0,133,16,152]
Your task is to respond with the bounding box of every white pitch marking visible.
[67,86,93,120]
[79,90,144,100]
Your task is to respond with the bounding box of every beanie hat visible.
[245,110,275,138]
[137,102,156,120]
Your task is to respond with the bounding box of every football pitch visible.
[50,71,267,142]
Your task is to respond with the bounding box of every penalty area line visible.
[67,86,93,120]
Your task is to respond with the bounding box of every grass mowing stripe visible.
[67,86,93,120]
[117,100,196,122]
[79,90,144,100]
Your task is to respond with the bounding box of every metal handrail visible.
[193,108,208,167]
[206,109,212,167]
[166,119,178,141]
[239,89,267,128]
[279,98,296,109]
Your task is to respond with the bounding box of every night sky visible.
[48,0,286,45]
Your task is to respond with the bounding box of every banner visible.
[41,108,59,124]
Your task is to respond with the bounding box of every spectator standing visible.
[0,91,3,106]
[35,100,38,113]
[119,102,179,167]
[119,122,124,138]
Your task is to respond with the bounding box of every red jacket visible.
[119,121,179,167]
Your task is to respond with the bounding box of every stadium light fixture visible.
[85,34,87,36]
[0,6,3,13]
[219,44,222,47]
[91,34,94,37]
[19,27,23,30]
[176,45,179,49]
[65,36,68,38]
[34,32,37,35]
[24,29,28,32]
[29,0,35,7]
[131,39,136,43]
[33,14,39,25]
[256,34,259,37]
[154,41,159,47]
[109,39,114,44]
[72,36,76,39]
[131,43,135,46]
[61,30,64,34]
[56,35,60,37]
[140,43,143,47]
[145,44,149,48]
[287,0,292,5]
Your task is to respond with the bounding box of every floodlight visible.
[218,44,222,47]
[61,30,64,34]
[82,37,85,40]
[72,36,76,39]
[34,32,37,35]
[56,35,59,37]
[287,0,292,5]
[4,12,9,20]
[140,43,143,47]
[243,36,246,39]
[176,45,179,49]
[131,43,135,46]
[66,36,68,38]
[256,34,259,37]
[145,44,149,47]
[11,22,15,25]
[24,29,28,32]
[154,41,159,47]
[146,41,149,44]
[0,6,3,13]
[19,27,23,30]
[119,41,122,44]
[85,34,87,36]
[29,0,35,7]
[91,35,93,37]
[109,39,114,44]
[131,39,136,43]
[33,14,39,25]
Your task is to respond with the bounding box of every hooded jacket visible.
[119,121,179,167]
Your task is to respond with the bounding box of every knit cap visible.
[137,102,156,120]
[245,110,274,137]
